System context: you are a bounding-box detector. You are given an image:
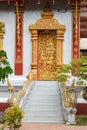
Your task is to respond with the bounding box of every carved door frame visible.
[29,8,66,80]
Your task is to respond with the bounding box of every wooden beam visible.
[80,28,87,32]
[80,16,87,21]
[0,0,10,1]
[80,33,87,38]
[80,29,87,38]
[80,23,87,28]
[81,1,87,6]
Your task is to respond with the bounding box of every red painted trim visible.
[76,103,87,115]
[72,13,80,60]
[0,103,9,111]
[15,14,23,75]
[15,63,23,75]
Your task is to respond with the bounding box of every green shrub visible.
[56,56,87,83]
[2,106,24,130]
[0,50,13,83]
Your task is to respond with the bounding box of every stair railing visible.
[59,80,77,124]
[7,78,33,107]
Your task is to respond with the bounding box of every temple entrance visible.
[29,2,66,80]
[38,30,56,80]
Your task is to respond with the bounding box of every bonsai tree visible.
[70,56,87,85]
[56,64,73,82]
[57,56,87,84]
[0,50,13,83]
[57,56,87,100]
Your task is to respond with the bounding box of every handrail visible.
[7,78,33,107]
[59,80,77,124]
[61,80,75,108]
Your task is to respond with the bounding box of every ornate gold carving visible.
[0,22,5,50]
[0,22,5,33]
[82,87,87,100]
[31,30,38,35]
[31,30,38,66]
[29,2,66,80]
[15,0,25,14]
[70,0,81,60]
[29,1,65,31]
[26,70,34,80]
[7,78,16,106]
[29,18,65,30]
[7,78,32,106]
[41,0,53,19]
[61,80,75,108]
[57,29,65,35]
[38,30,56,80]
[70,0,81,13]
[43,0,52,12]
[14,0,25,74]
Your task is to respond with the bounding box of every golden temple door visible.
[29,2,66,80]
[38,30,56,80]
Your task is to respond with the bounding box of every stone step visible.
[26,100,61,105]
[30,92,59,96]
[31,90,59,95]
[22,81,64,123]
[24,110,63,117]
[33,85,58,89]
[34,84,58,87]
[35,81,58,85]
[26,98,61,105]
[29,95,60,99]
[22,116,64,123]
[32,87,59,91]
[24,105,62,110]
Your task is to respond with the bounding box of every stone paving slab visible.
[1,123,87,130]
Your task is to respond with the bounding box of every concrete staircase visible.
[22,81,64,123]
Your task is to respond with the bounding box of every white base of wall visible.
[0,75,27,86]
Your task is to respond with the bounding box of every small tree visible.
[56,64,73,82]
[0,50,13,83]
[57,56,87,101]
[57,56,87,84]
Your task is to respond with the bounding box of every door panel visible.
[38,30,56,80]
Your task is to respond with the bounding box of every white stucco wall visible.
[80,38,87,49]
[54,10,72,64]
[0,4,72,76]
[23,10,41,75]
[0,4,15,75]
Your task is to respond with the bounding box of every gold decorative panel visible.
[0,22,5,50]
[29,1,66,80]
[38,30,56,80]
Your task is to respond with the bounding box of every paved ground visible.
[1,123,87,130]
